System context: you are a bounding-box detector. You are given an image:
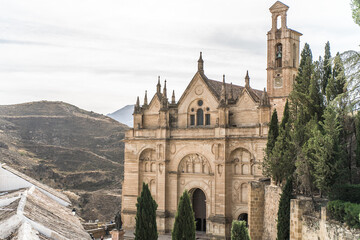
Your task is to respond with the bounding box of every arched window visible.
[293,43,296,67]
[197,109,204,126]
[276,15,281,30]
[275,43,282,68]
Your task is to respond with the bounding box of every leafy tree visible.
[172,190,196,240]
[134,183,158,240]
[342,50,360,111]
[277,178,293,240]
[231,220,251,240]
[352,0,360,26]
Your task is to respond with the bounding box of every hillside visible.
[0,101,129,221]
[107,104,134,127]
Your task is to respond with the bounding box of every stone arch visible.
[183,180,211,209]
[230,148,254,175]
[149,179,156,197]
[139,148,156,162]
[178,153,212,174]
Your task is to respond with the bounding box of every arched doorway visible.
[238,213,248,226]
[192,188,206,232]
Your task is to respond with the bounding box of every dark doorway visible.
[192,188,206,232]
[238,213,248,226]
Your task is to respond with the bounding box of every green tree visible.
[172,190,196,240]
[355,111,360,166]
[352,0,360,26]
[263,110,279,178]
[231,220,251,240]
[277,178,293,240]
[306,106,346,195]
[134,183,158,240]
[270,101,295,184]
[322,41,332,95]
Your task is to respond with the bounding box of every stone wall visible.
[290,198,360,240]
[262,185,282,240]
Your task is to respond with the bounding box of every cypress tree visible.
[322,41,332,95]
[172,190,196,240]
[263,110,279,178]
[269,101,294,184]
[277,178,293,240]
[231,220,251,240]
[310,60,324,120]
[306,106,346,195]
[333,52,346,96]
[134,183,158,240]
[267,109,279,154]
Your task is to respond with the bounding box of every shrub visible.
[231,220,250,240]
[327,200,360,228]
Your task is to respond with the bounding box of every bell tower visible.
[267,1,302,117]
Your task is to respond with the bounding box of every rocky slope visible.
[0,101,128,221]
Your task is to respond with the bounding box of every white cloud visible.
[0,0,359,114]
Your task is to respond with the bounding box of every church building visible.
[121,1,302,238]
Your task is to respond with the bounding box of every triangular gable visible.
[146,94,161,114]
[177,71,219,108]
[269,1,289,12]
[236,88,258,107]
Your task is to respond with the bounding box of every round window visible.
[191,108,194,112]
[198,100,203,106]
[206,107,210,111]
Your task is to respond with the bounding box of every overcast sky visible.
[0,0,359,114]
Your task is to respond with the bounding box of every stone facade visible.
[121,1,300,238]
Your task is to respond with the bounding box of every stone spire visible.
[163,80,167,98]
[157,76,161,94]
[198,52,204,74]
[134,96,141,114]
[143,90,148,106]
[245,70,250,88]
[260,88,270,106]
[219,75,227,108]
[230,82,234,100]
[171,90,176,104]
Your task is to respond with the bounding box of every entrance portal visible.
[238,213,248,226]
[192,188,206,232]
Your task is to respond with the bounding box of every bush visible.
[327,200,360,228]
[329,184,360,203]
[327,200,346,222]
[231,220,250,240]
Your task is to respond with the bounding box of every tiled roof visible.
[0,187,91,239]
[206,78,263,103]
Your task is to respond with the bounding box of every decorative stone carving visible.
[139,149,156,173]
[170,144,176,154]
[195,85,204,95]
[230,148,255,175]
[178,154,212,174]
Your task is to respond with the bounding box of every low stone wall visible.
[290,198,360,240]
[262,184,282,240]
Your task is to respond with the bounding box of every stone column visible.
[248,181,265,240]
[156,138,168,233]
[121,140,140,229]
